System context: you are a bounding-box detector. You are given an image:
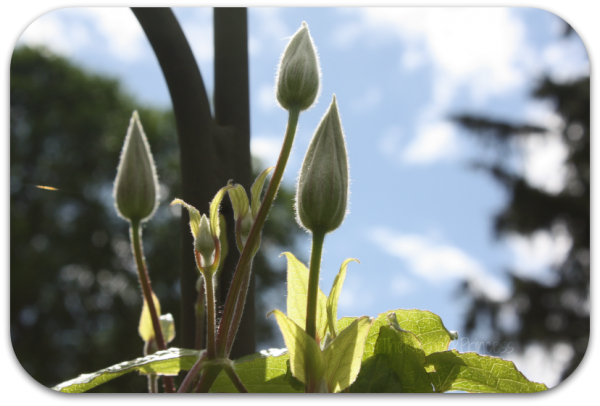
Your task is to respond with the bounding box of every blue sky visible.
[15,7,589,387]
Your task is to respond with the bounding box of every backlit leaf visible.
[250,166,274,219]
[52,348,203,393]
[426,350,548,393]
[138,291,161,342]
[326,258,359,338]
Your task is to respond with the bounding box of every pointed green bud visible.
[296,95,349,234]
[250,166,274,219]
[114,111,159,222]
[276,22,320,111]
[195,214,215,268]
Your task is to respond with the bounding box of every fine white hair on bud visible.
[276,21,321,111]
[195,214,216,268]
[114,111,159,223]
[296,94,349,234]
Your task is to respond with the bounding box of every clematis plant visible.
[52,21,548,394]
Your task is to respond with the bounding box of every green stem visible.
[306,230,326,341]
[225,365,249,393]
[194,364,224,393]
[130,220,175,393]
[148,375,158,393]
[177,352,207,393]
[195,278,205,350]
[200,252,217,360]
[215,106,301,357]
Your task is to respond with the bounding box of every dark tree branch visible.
[213,7,255,359]
[132,7,255,357]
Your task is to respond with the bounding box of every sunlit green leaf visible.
[323,316,371,392]
[209,185,233,238]
[210,349,302,393]
[270,309,325,386]
[250,166,274,219]
[326,258,359,338]
[281,252,328,342]
[227,184,249,221]
[170,198,201,238]
[138,291,161,342]
[364,309,455,360]
[374,326,433,393]
[52,348,204,393]
[349,355,403,393]
[426,350,548,393]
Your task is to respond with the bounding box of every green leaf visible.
[250,166,274,219]
[270,309,325,386]
[374,326,433,393]
[52,348,204,393]
[281,252,328,342]
[159,313,175,344]
[138,291,161,342]
[349,355,403,393]
[209,185,234,238]
[426,350,548,393]
[210,349,302,393]
[363,309,455,360]
[170,198,201,238]
[227,184,249,221]
[326,258,359,338]
[216,213,228,277]
[323,316,371,392]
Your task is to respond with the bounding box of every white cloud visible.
[506,343,574,388]
[369,227,509,301]
[250,136,282,166]
[18,8,146,62]
[517,100,570,194]
[506,224,572,283]
[360,8,529,100]
[343,8,587,170]
[402,121,459,164]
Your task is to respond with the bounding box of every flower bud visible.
[296,95,348,234]
[195,214,215,268]
[276,22,320,111]
[114,111,158,223]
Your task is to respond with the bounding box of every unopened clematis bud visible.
[114,111,159,223]
[195,214,216,268]
[296,95,349,234]
[276,22,320,111]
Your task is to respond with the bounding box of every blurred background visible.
[10,7,589,392]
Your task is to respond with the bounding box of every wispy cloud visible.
[505,225,572,283]
[401,121,459,164]
[19,8,147,62]
[250,136,282,166]
[369,227,509,301]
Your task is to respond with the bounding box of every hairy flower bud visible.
[276,22,320,111]
[296,95,349,234]
[114,111,159,223]
[195,214,216,268]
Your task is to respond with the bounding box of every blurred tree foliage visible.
[454,69,589,381]
[10,46,300,391]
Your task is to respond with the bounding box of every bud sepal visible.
[276,22,321,111]
[114,111,159,223]
[296,95,349,234]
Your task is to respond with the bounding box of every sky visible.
[13,6,590,388]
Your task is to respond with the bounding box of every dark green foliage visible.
[10,46,299,391]
[454,73,590,381]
